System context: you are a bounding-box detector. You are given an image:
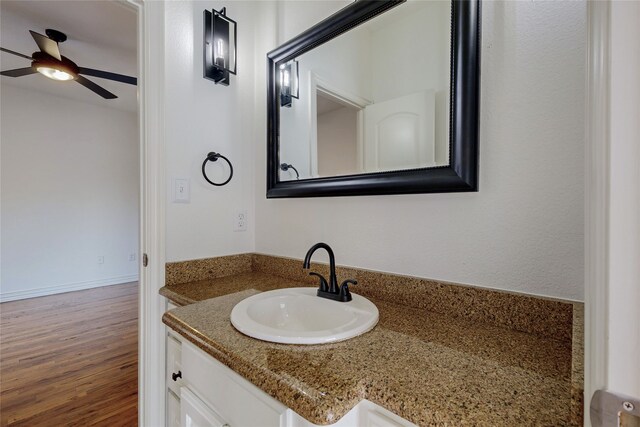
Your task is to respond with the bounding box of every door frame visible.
[585,0,608,417]
[123,1,166,426]
[585,0,640,423]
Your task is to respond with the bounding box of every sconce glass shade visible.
[204,7,237,85]
[279,60,299,108]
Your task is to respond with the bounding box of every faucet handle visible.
[309,272,328,292]
[338,279,357,302]
[341,279,357,287]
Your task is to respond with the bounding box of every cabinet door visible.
[359,401,417,427]
[364,410,412,427]
[182,341,286,427]
[167,335,182,395]
[180,387,229,427]
[167,390,181,427]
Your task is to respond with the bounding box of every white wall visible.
[253,1,586,301]
[159,1,586,301]
[1,84,139,301]
[276,0,351,43]
[164,1,256,262]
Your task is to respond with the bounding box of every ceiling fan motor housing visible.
[31,51,79,78]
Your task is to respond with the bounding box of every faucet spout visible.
[303,242,338,294]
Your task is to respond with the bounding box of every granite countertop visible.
[161,273,574,426]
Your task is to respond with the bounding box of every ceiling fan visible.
[0,29,136,99]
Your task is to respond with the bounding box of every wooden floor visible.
[0,283,138,427]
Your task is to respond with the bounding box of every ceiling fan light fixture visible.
[2,29,134,99]
[36,66,75,81]
[31,52,78,82]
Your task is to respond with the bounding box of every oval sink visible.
[230,288,379,345]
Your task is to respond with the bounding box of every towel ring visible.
[202,152,233,186]
[280,163,300,180]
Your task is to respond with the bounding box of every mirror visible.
[267,0,480,198]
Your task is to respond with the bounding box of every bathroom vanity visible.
[167,321,414,426]
[160,254,583,426]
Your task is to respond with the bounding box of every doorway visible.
[0,0,141,424]
[316,91,361,177]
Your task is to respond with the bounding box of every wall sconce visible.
[203,7,237,86]
[279,60,299,107]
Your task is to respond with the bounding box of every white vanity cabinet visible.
[165,300,414,427]
[166,331,183,426]
[180,387,230,427]
[180,339,287,426]
[166,302,183,427]
[166,332,183,395]
[167,389,181,427]
[173,339,416,427]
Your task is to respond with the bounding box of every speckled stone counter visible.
[160,272,301,306]
[161,262,581,426]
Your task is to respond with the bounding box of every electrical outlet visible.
[234,210,247,232]
[97,256,105,265]
[129,253,136,262]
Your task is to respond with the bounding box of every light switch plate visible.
[173,178,190,203]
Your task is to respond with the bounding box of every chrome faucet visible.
[303,242,356,302]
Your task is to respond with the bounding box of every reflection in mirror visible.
[279,60,299,108]
[279,0,451,182]
[317,92,360,177]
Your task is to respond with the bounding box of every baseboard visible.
[0,275,139,303]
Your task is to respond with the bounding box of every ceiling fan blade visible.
[78,67,137,86]
[1,67,36,77]
[0,47,33,60]
[75,75,117,99]
[29,30,61,60]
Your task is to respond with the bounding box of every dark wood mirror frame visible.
[267,0,480,198]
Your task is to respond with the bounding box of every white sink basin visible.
[230,287,379,345]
